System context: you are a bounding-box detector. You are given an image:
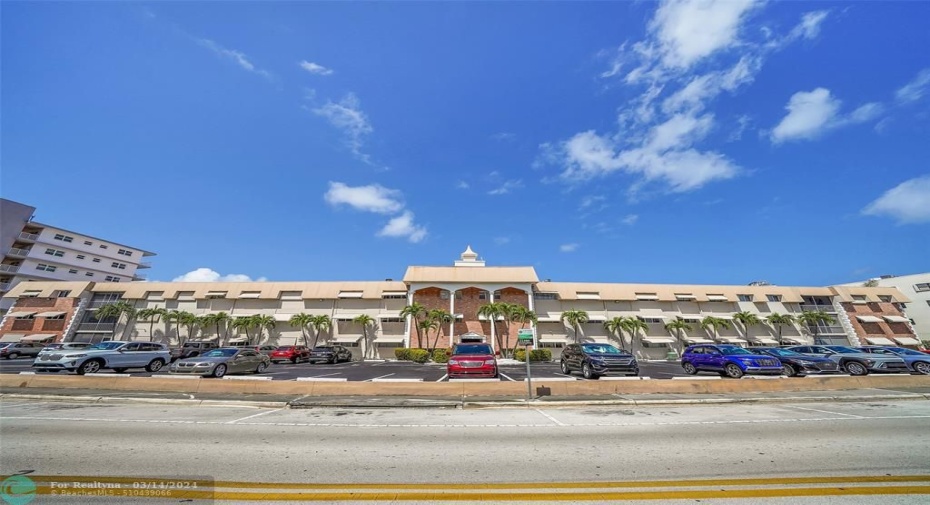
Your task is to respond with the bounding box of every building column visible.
[405,290,414,348]
[489,291,496,352]
[526,284,538,347]
[448,288,455,346]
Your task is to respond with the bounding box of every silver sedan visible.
[168,348,270,378]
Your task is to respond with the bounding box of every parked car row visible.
[680,343,926,378]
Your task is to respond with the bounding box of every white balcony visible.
[0,283,10,291]
[7,248,30,258]
[0,264,20,273]
[799,304,836,313]
[18,232,38,242]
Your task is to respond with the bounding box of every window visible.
[117,249,133,256]
[675,293,696,301]
[766,294,782,302]
[279,291,302,301]
[45,314,65,320]
[35,264,57,272]
[53,234,74,243]
[440,290,450,300]
[534,292,559,301]
[85,272,94,277]
[99,244,108,249]
[54,290,71,297]
[145,291,165,301]
[76,255,85,260]
[111,262,126,269]
[927,301,930,308]
[22,290,41,298]
[737,294,753,302]
[381,294,406,300]
[104,276,121,282]
[84,240,92,246]
[635,292,659,301]
[493,290,503,299]
[915,283,930,293]
[878,295,892,303]
[45,248,64,257]
[478,291,488,300]
[68,269,78,274]
[92,258,101,263]
[852,295,867,302]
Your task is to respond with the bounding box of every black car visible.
[560,343,638,379]
[170,341,219,362]
[308,345,353,364]
[749,347,840,377]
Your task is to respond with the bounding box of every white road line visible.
[0,402,46,409]
[534,409,566,426]
[305,372,343,378]
[436,374,448,382]
[553,373,580,380]
[499,372,517,382]
[365,373,395,382]
[788,405,865,418]
[225,408,284,424]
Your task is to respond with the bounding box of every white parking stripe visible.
[365,373,395,382]
[305,372,343,378]
[225,408,284,424]
[534,409,566,426]
[553,373,580,380]
[787,405,865,418]
[499,372,516,382]
[436,374,448,382]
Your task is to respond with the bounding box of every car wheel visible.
[913,361,930,375]
[724,363,744,378]
[212,364,227,378]
[844,361,868,376]
[782,364,797,377]
[560,360,572,375]
[77,359,102,375]
[682,362,698,375]
[291,357,299,364]
[255,362,267,374]
[145,359,165,373]
[112,368,128,373]
[582,362,598,380]
[8,353,19,359]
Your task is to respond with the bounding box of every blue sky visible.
[2,1,928,287]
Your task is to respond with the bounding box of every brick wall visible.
[842,301,918,343]
[411,287,530,351]
[0,297,81,343]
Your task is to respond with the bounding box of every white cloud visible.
[494,237,511,245]
[313,93,374,163]
[378,211,427,243]
[788,10,829,41]
[896,68,930,104]
[299,60,334,76]
[173,268,267,283]
[491,132,516,142]
[559,243,579,253]
[649,0,761,70]
[862,175,930,224]
[197,39,271,78]
[770,89,884,143]
[487,180,523,196]
[579,195,607,210]
[324,182,404,214]
[621,214,639,225]
[455,180,470,190]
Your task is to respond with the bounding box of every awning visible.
[536,314,561,322]
[709,314,734,320]
[642,337,676,344]
[334,314,361,321]
[717,336,747,344]
[678,315,703,322]
[883,315,909,323]
[5,311,36,318]
[374,336,406,344]
[478,314,505,321]
[635,295,659,301]
[229,337,249,343]
[864,337,895,346]
[35,311,66,318]
[675,294,696,300]
[585,318,606,323]
[377,312,402,319]
[0,333,25,343]
[205,291,227,296]
[539,335,568,343]
[337,291,363,299]
[381,291,407,297]
[637,313,668,320]
[749,337,780,345]
[22,334,55,342]
[893,337,921,346]
[333,335,361,342]
[238,292,261,299]
[683,336,713,343]
[576,292,601,300]
[856,315,883,323]
[231,314,255,319]
[707,296,729,302]
[274,314,297,322]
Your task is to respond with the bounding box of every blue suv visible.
[681,344,783,378]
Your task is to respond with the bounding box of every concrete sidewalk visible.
[3,385,929,409]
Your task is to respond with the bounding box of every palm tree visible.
[701,316,732,342]
[604,317,626,350]
[509,306,538,357]
[862,279,879,287]
[797,310,837,344]
[94,301,137,340]
[478,303,506,352]
[426,309,454,352]
[733,311,762,341]
[399,302,428,348]
[560,309,589,343]
[137,307,167,341]
[620,317,649,358]
[164,310,182,347]
[231,317,253,344]
[664,317,693,355]
[418,319,438,352]
[210,312,231,345]
[309,315,332,348]
[765,313,796,345]
[288,313,314,347]
[496,302,521,356]
[353,314,376,359]
[251,315,276,345]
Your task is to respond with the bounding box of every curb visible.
[464,393,930,408]
[0,393,288,409]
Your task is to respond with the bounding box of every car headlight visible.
[484,359,496,366]
[70,354,88,358]
[448,359,459,365]
[796,360,816,365]
[864,360,875,366]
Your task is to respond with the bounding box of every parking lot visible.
[0,356,694,381]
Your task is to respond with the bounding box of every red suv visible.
[447,343,498,379]
[270,345,311,364]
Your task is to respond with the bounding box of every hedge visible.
[408,349,431,363]
[431,348,451,363]
[513,348,553,362]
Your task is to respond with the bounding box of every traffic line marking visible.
[499,372,516,382]
[534,409,565,426]
[365,373,395,382]
[789,405,865,418]
[436,373,448,382]
[225,408,284,424]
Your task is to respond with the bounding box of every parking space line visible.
[436,374,448,382]
[534,409,566,426]
[499,372,517,382]
[553,373,580,380]
[365,373,395,382]
[788,405,865,418]
[225,408,285,424]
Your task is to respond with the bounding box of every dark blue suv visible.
[681,344,783,378]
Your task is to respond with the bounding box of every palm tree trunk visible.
[677,329,684,355]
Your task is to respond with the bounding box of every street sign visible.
[517,328,534,343]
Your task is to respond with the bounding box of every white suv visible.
[33,341,171,375]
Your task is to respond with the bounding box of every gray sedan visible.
[168,348,270,378]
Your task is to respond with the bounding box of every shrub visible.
[408,349,430,363]
[431,348,451,363]
[394,348,411,361]
[514,348,553,362]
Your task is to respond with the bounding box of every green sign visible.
[517,329,534,343]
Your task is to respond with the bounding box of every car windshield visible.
[888,347,924,355]
[313,347,334,352]
[0,343,11,349]
[87,342,125,351]
[825,346,860,354]
[719,346,753,355]
[453,344,493,355]
[760,348,803,357]
[582,344,625,354]
[200,349,238,358]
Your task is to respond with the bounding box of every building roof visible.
[89,281,409,300]
[29,221,156,257]
[828,285,910,303]
[2,281,94,298]
[535,282,837,303]
[403,266,539,284]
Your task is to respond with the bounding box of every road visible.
[0,357,696,381]
[2,399,929,503]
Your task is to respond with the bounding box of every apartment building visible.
[0,247,921,359]
[846,273,930,340]
[0,198,154,310]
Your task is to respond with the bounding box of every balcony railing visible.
[0,264,19,273]
[75,322,116,333]
[87,299,123,308]
[139,262,152,269]
[7,248,30,258]
[133,273,147,281]
[19,232,38,241]
[798,304,836,313]
[0,283,10,291]
[807,325,846,335]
